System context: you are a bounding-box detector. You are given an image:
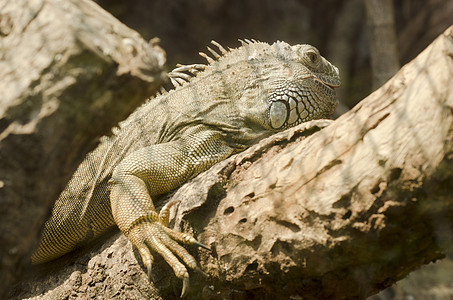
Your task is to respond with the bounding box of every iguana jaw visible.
[267,77,340,130]
[314,77,340,90]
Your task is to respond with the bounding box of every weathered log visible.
[186,25,452,299]
[185,25,452,299]
[13,26,453,300]
[0,0,165,297]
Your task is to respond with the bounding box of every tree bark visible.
[13,26,453,300]
[0,0,165,297]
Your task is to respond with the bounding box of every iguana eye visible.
[306,50,319,65]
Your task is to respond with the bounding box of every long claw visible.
[181,277,190,298]
[136,245,154,281]
[159,200,181,227]
[195,266,208,277]
[192,240,211,251]
[147,262,152,280]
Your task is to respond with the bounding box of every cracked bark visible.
[13,26,453,300]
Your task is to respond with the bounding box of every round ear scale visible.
[269,101,288,129]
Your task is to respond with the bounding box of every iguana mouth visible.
[313,76,341,90]
[324,82,339,90]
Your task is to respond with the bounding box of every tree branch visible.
[172,25,453,299]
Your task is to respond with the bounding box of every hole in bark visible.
[370,181,381,194]
[333,193,351,209]
[389,167,402,181]
[245,262,258,272]
[246,192,255,198]
[0,118,9,133]
[224,206,234,215]
[275,219,301,232]
[342,209,352,220]
[239,218,247,223]
[270,240,293,256]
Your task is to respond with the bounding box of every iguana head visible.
[261,41,340,130]
[167,40,340,140]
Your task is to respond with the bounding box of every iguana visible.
[32,39,340,297]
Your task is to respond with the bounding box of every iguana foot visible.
[127,202,209,298]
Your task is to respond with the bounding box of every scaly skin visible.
[32,39,340,297]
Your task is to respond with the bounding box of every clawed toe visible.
[195,266,208,277]
[192,239,211,251]
[146,262,152,280]
[128,218,209,298]
[181,276,190,298]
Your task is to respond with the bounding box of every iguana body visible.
[32,40,340,296]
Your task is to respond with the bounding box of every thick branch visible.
[173,25,453,298]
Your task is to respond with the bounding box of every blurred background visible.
[94,0,452,115]
[92,0,452,299]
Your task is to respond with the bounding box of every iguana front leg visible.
[109,129,234,297]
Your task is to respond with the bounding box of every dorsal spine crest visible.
[155,39,270,96]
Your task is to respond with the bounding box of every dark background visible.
[95,0,452,113]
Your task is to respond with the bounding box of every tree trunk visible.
[365,0,400,89]
[0,0,165,297]
[12,25,453,300]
